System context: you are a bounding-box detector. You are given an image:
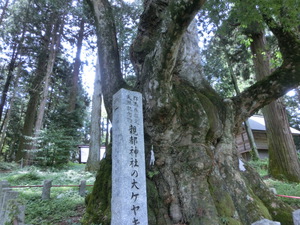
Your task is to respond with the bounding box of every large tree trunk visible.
[86,57,102,171]
[265,100,300,180]
[68,18,85,112]
[249,31,300,182]
[34,19,63,135]
[15,16,56,163]
[84,0,300,224]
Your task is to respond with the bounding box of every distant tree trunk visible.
[0,29,25,122]
[86,58,102,171]
[0,1,28,123]
[105,117,109,146]
[265,100,300,180]
[0,54,15,122]
[83,0,300,224]
[34,19,63,134]
[249,30,300,182]
[224,51,259,160]
[0,62,21,155]
[68,18,85,112]
[16,18,56,163]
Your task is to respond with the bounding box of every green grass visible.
[265,179,300,208]
[0,161,19,171]
[0,162,95,224]
[2,160,300,223]
[248,158,269,177]
[248,158,300,209]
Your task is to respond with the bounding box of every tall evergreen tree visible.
[0,0,91,163]
[15,0,72,163]
[86,57,102,171]
[68,16,85,112]
[0,0,29,123]
[248,29,300,181]
[34,15,64,135]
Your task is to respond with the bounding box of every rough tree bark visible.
[68,17,85,112]
[16,13,60,163]
[34,18,63,134]
[249,30,300,182]
[84,0,300,224]
[86,57,102,171]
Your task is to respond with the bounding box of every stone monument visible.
[293,209,300,225]
[251,219,281,225]
[79,180,86,197]
[41,180,52,200]
[0,181,25,225]
[111,88,148,225]
[0,190,19,225]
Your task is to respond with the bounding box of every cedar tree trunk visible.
[249,31,300,182]
[83,0,300,224]
[68,18,85,112]
[34,19,63,134]
[86,57,102,171]
[16,14,58,163]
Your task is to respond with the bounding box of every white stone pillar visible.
[111,88,148,225]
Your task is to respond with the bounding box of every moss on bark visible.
[147,177,171,224]
[81,146,112,225]
[244,164,294,225]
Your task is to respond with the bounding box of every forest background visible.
[0,0,299,168]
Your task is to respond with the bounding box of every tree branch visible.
[232,53,300,124]
[130,0,206,85]
[233,14,300,124]
[87,0,128,120]
[262,14,300,61]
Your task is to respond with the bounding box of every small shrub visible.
[24,191,84,224]
[7,171,43,185]
[19,172,40,181]
[32,127,78,167]
[0,161,19,171]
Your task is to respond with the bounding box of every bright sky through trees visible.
[82,55,96,97]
